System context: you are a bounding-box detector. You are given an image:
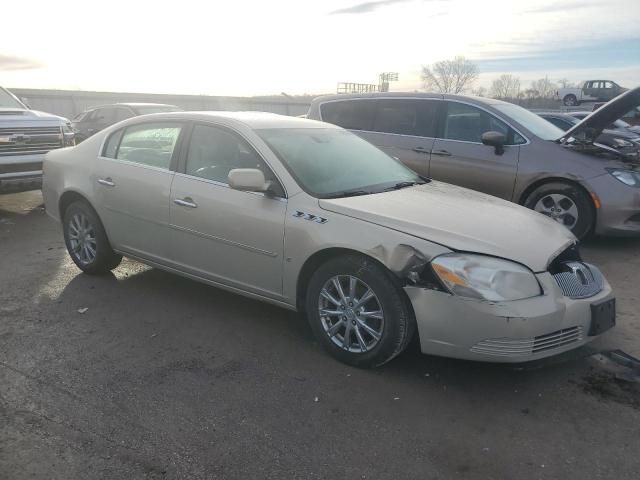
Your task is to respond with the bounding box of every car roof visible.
[123,111,333,130]
[310,91,513,107]
[87,103,177,110]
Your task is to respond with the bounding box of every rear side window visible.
[372,99,438,137]
[443,102,522,145]
[115,123,182,169]
[320,100,375,131]
[102,129,124,158]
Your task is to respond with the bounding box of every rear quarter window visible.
[102,129,124,158]
[320,100,375,131]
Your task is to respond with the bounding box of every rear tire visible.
[305,254,415,368]
[524,182,595,240]
[563,94,578,106]
[63,201,122,274]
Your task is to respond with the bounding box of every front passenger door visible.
[429,101,522,200]
[169,123,287,299]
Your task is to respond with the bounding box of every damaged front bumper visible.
[404,272,614,363]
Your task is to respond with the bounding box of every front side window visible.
[320,100,375,131]
[258,127,422,198]
[443,102,512,143]
[115,123,182,169]
[185,124,283,195]
[372,99,438,137]
[493,103,563,141]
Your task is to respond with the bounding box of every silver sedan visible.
[42,112,616,367]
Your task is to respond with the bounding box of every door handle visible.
[412,146,430,154]
[432,149,452,157]
[97,177,115,187]
[173,197,198,208]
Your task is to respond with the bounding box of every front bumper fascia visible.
[405,272,614,363]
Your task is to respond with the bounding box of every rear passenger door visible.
[319,99,437,177]
[362,99,438,177]
[95,122,183,262]
[429,101,523,200]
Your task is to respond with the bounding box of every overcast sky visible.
[1,0,638,95]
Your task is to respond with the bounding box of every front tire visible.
[305,254,415,368]
[524,182,595,240]
[63,201,122,274]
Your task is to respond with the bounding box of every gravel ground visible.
[1,191,639,480]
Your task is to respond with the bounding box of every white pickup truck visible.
[556,80,627,106]
[0,87,74,194]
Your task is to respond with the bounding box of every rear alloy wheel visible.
[563,94,578,106]
[524,182,594,240]
[305,255,415,368]
[63,201,122,274]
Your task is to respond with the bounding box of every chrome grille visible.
[553,262,603,299]
[0,126,63,156]
[470,326,583,357]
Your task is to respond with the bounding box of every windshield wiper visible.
[323,190,372,199]
[382,180,425,191]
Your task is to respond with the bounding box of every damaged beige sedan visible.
[43,112,616,367]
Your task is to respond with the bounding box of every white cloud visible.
[0,0,638,95]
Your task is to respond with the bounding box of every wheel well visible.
[58,191,93,219]
[518,177,597,218]
[296,247,404,312]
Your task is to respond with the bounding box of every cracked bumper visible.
[404,272,614,363]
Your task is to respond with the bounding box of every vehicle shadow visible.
[50,261,603,394]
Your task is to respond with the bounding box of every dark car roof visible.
[310,91,513,107]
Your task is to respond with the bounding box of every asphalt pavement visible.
[1,191,639,480]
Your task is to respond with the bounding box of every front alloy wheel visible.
[533,193,579,230]
[318,275,385,353]
[305,254,415,368]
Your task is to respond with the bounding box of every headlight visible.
[607,168,640,188]
[430,253,541,302]
[62,124,75,147]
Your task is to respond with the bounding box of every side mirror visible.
[228,168,271,193]
[481,131,506,155]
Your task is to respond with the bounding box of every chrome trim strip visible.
[0,170,43,178]
[168,223,278,257]
[172,172,287,202]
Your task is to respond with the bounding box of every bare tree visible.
[489,74,521,99]
[471,86,488,97]
[421,56,479,94]
[557,78,575,89]
[530,76,558,98]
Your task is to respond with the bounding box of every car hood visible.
[319,182,575,272]
[0,108,69,125]
[561,86,640,143]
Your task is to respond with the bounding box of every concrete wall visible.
[10,88,313,119]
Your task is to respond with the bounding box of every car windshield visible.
[133,105,181,115]
[257,127,423,198]
[0,87,26,109]
[493,103,564,140]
